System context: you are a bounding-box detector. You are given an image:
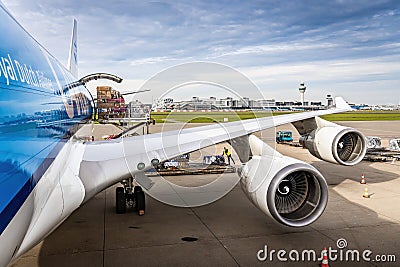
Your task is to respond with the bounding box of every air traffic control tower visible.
[299,81,306,105]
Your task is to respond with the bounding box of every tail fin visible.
[67,19,78,78]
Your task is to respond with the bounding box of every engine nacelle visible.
[239,135,328,227]
[299,126,366,166]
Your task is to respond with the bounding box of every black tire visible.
[134,186,146,216]
[116,187,126,214]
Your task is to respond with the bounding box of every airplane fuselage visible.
[0,4,93,265]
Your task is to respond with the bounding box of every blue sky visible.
[2,0,400,104]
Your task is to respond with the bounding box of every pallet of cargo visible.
[145,164,236,177]
[277,141,302,147]
[363,154,388,162]
[363,147,400,162]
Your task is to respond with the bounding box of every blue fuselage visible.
[0,5,93,235]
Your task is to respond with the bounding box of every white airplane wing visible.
[79,97,350,200]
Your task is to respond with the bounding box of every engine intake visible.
[267,164,327,227]
[334,130,365,164]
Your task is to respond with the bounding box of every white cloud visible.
[210,43,339,58]
[130,57,170,66]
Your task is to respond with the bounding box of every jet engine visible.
[299,126,366,166]
[239,135,328,227]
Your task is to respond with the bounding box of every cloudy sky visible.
[2,0,400,105]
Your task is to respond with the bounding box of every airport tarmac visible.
[12,120,400,267]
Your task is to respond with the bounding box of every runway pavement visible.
[12,120,400,267]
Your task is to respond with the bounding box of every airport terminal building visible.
[152,96,325,112]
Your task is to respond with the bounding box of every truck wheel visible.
[134,186,146,216]
[116,187,126,214]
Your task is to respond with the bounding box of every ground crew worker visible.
[223,147,235,165]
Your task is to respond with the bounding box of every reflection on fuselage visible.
[0,3,93,236]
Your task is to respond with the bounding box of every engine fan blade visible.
[275,171,309,214]
[337,133,355,161]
